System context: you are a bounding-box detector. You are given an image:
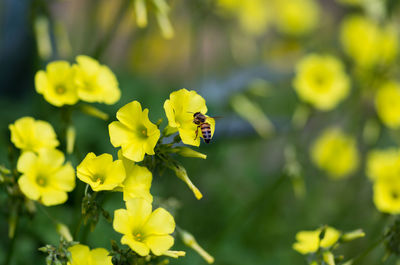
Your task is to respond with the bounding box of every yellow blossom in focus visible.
[109,101,160,162]
[9,117,59,152]
[293,226,341,254]
[164,89,215,146]
[73,55,121,104]
[17,149,75,206]
[113,198,175,256]
[68,244,112,265]
[311,128,359,179]
[373,180,400,214]
[293,54,350,111]
[118,151,153,202]
[375,81,400,129]
[273,0,319,36]
[77,153,125,192]
[367,148,400,182]
[217,0,272,36]
[35,61,79,107]
[340,16,398,68]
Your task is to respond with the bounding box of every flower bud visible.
[66,125,76,154]
[180,229,214,264]
[79,104,109,120]
[172,147,207,159]
[56,223,73,242]
[341,229,365,242]
[135,0,148,27]
[163,250,186,258]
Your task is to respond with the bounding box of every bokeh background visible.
[1,0,400,264]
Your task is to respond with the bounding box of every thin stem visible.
[348,236,386,265]
[4,207,19,265]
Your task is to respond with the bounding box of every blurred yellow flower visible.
[311,128,359,179]
[293,226,341,254]
[109,101,160,162]
[77,152,125,192]
[340,16,398,68]
[68,244,112,265]
[113,198,175,256]
[373,180,400,214]
[35,61,78,107]
[74,55,121,105]
[164,89,215,146]
[367,148,400,182]
[17,148,75,206]
[375,81,400,129]
[9,117,59,153]
[217,0,272,36]
[273,0,319,36]
[118,151,153,202]
[293,54,350,111]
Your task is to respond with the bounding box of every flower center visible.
[55,85,67,94]
[36,175,47,187]
[92,174,105,184]
[137,126,148,139]
[392,191,399,200]
[133,232,143,241]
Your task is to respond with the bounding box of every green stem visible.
[91,0,131,59]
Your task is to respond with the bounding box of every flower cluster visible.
[35,55,120,106]
[9,117,75,206]
[367,148,400,214]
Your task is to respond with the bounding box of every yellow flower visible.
[375,81,400,129]
[118,151,153,202]
[293,226,341,255]
[340,16,398,68]
[68,244,112,265]
[311,128,359,179]
[77,153,125,192]
[273,0,319,36]
[164,89,215,146]
[17,148,75,206]
[9,117,59,152]
[367,148,400,182]
[113,198,175,256]
[293,54,350,111]
[373,180,400,214]
[73,55,120,104]
[35,61,79,107]
[109,101,160,162]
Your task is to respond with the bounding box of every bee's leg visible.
[194,126,199,140]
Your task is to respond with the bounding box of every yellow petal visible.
[17,152,37,173]
[18,175,40,200]
[68,244,91,265]
[142,208,175,235]
[35,70,49,93]
[41,189,68,206]
[144,235,174,256]
[52,163,75,192]
[116,101,143,129]
[38,148,65,170]
[122,142,145,162]
[121,235,150,256]
[113,209,132,234]
[109,122,134,147]
[35,120,59,148]
[126,198,152,228]
[90,248,112,265]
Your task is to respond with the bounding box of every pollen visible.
[55,85,66,94]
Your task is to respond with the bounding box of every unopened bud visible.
[66,125,76,154]
[172,147,207,159]
[163,250,186,258]
[180,230,214,264]
[323,251,335,265]
[173,164,202,200]
[56,223,73,242]
[135,0,148,27]
[341,229,365,242]
[163,125,178,137]
[79,104,109,120]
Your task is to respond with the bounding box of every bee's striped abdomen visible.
[200,123,212,143]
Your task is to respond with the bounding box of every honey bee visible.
[193,112,213,144]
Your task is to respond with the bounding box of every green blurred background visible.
[1,0,400,264]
